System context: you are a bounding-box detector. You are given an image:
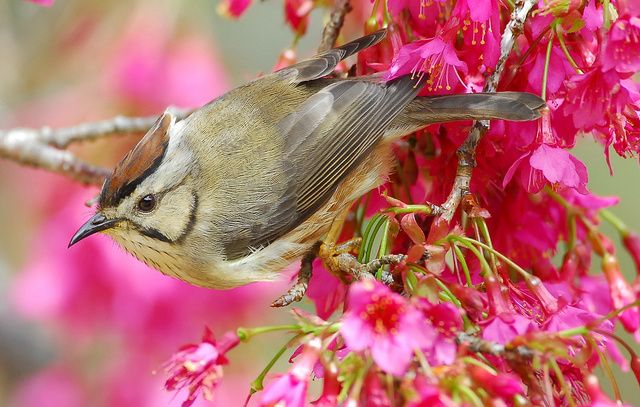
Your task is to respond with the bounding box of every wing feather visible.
[226,75,424,257]
[275,30,387,84]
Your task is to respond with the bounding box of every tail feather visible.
[387,92,546,137]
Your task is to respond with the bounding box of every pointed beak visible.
[68,213,120,247]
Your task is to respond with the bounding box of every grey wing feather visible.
[232,75,424,257]
[275,30,387,84]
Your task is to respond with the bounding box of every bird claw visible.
[271,242,319,308]
[270,240,406,307]
[322,239,406,286]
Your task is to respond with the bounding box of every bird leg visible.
[271,206,355,307]
[321,241,406,285]
[271,242,321,307]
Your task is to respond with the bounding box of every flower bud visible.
[602,253,639,332]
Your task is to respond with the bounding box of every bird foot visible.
[271,242,320,307]
[271,239,407,307]
[321,238,405,285]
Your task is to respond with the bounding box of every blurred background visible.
[0,0,639,406]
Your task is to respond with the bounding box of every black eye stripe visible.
[140,227,172,243]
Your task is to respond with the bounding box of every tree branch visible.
[456,332,535,359]
[0,108,192,186]
[317,0,353,53]
[440,0,539,222]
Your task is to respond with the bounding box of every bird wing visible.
[274,29,387,84]
[222,75,424,259]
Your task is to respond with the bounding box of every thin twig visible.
[440,0,539,222]
[0,107,192,185]
[456,332,535,359]
[317,0,353,53]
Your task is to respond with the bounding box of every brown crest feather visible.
[99,112,173,207]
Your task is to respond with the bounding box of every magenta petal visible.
[371,336,412,376]
[502,153,530,189]
[529,145,588,193]
[340,314,371,351]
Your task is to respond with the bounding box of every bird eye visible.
[138,194,156,212]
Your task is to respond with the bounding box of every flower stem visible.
[447,236,493,277]
[541,31,554,100]
[600,209,630,236]
[588,334,622,402]
[452,236,530,280]
[452,243,474,287]
[249,333,303,394]
[461,356,497,375]
[557,326,590,337]
[384,204,434,214]
[549,358,576,407]
[555,27,583,74]
[567,213,577,251]
[475,218,498,273]
[590,300,640,328]
[456,384,484,407]
[603,0,612,30]
[359,214,387,262]
[237,324,301,341]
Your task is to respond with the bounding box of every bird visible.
[69,30,545,299]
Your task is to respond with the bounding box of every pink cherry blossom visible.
[419,301,462,365]
[564,66,637,132]
[387,35,468,94]
[307,261,348,319]
[504,143,589,194]
[602,15,640,73]
[583,0,604,30]
[340,280,436,375]
[164,328,240,407]
[452,0,501,73]
[602,253,639,333]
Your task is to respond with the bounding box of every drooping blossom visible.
[481,276,534,344]
[387,0,446,38]
[468,366,525,401]
[284,0,313,35]
[564,67,637,131]
[601,253,639,333]
[260,338,321,407]
[602,15,640,73]
[217,0,252,18]
[312,361,340,406]
[387,34,468,94]
[451,0,501,73]
[504,143,589,194]
[307,261,348,320]
[164,328,240,407]
[340,280,436,375]
[419,301,462,365]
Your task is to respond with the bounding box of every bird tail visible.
[386,92,546,137]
